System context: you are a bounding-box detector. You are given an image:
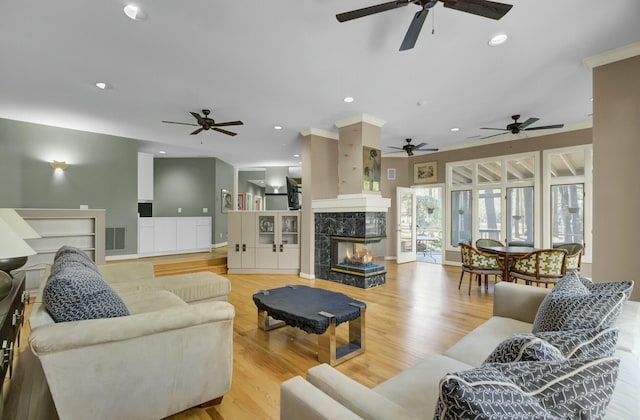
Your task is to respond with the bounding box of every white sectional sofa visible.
[29,253,234,420]
[281,281,640,419]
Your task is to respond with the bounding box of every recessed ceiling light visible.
[158,150,166,154]
[293,154,300,158]
[450,127,460,132]
[488,33,508,46]
[417,99,428,106]
[95,82,113,90]
[123,4,147,21]
[274,125,283,130]
[343,97,354,103]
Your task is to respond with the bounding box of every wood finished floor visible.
[7,252,495,420]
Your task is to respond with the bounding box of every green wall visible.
[0,118,138,256]
[154,157,234,246]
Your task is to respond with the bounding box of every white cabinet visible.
[227,212,256,270]
[137,217,211,257]
[137,152,154,201]
[228,211,299,274]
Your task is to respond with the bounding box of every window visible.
[447,153,538,251]
[551,184,584,246]
[507,186,534,246]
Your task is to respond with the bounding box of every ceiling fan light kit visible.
[336,0,513,51]
[162,109,244,136]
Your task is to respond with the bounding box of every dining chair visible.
[553,243,583,273]
[475,238,505,248]
[458,243,503,295]
[509,249,568,287]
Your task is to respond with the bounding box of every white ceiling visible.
[1,1,639,169]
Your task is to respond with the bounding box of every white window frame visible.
[542,145,593,263]
[445,152,540,252]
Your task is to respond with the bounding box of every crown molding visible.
[299,128,339,140]
[583,41,640,69]
[334,113,386,129]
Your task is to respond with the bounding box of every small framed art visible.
[221,189,232,213]
[237,193,245,210]
[414,161,437,184]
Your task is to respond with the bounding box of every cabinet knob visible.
[272,244,276,252]
[242,244,246,252]
[235,244,240,252]
[280,244,284,252]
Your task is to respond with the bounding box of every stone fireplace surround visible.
[313,195,390,289]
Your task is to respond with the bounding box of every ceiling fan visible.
[336,0,513,51]
[388,138,439,156]
[480,115,564,139]
[162,109,243,136]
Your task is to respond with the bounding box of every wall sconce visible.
[50,160,69,171]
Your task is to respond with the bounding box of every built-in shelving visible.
[15,208,106,293]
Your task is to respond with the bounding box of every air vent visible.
[106,227,125,250]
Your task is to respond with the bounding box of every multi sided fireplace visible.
[331,236,386,277]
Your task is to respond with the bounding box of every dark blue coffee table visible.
[253,285,366,366]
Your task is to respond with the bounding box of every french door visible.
[396,187,416,264]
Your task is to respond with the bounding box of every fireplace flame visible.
[345,248,372,265]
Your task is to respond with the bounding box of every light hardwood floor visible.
[5,257,495,420]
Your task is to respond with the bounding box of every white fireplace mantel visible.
[312,194,391,213]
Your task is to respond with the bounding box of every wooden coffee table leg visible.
[257,309,285,331]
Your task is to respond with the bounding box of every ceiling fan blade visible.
[190,112,205,125]
[212,120,244,127]
[190,128,204,135]
[525,124,564,131]
[480,132,507,139]
[442,0,513,20]
[213,127,237,136]
[162,120,199,126]
[518,117,539,129]
[336,0,410,22]
[387,146,404,150]
[415,148,439,152]
[413,142,427,149]
[480,127,508,131]
[400,8,429,51]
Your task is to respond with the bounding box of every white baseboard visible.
[299,272,315,279]
[212,242,228,248]
[105,254,139,261]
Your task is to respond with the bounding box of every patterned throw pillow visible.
[484,335,565,364]
[485,328,619,364]
[532,292,626,333]
[537,328,619,359]
[579,277,634,300]
[43,265,129,322]
[54,245,95,263]
[50,251,100,276]
[435,357,620,420]
[553,271,589,295]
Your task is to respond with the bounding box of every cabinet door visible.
[278,247,301,270]
[256,214,276,247]
[139,219,155,254]
[154,219,177,252]
[255,247,279,269]
[279,213,299,248]
[227,213,243,269]
[196,219,211,249]
[176,219,197,250]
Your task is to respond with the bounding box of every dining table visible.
[477,245,537,282]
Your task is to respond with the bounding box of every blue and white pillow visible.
[43,265,129,322]
[579,276,634,300]
[485,328,619,364]
[435,357,620,419]
[532,273,627,333]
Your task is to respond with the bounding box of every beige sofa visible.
[281,282,640,419]
[29,261,234,420]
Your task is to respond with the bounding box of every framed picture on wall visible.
[387,167,396,180]
[237,193,245,210]
[221,189,232,213]
[414,161,437,184]
[255,195,262,211]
